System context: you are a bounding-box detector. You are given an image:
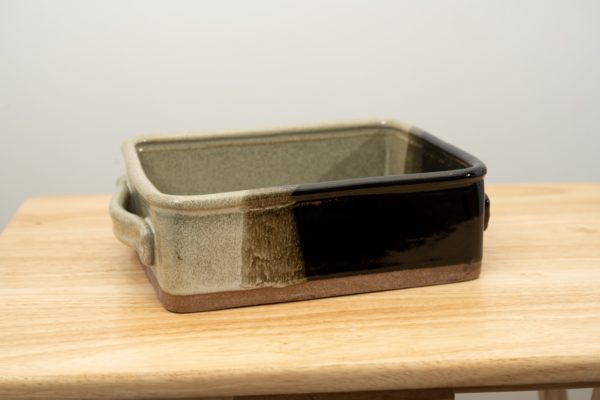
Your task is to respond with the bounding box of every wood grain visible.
[0,183,599,399]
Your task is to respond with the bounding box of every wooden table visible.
[1,183,599,400]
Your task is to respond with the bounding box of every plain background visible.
[0,1,598,398]
[2,0,600,231]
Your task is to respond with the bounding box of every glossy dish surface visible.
[110,120,488,312]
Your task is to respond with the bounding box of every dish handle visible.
[109,177,155,266]
[484,194,490,230]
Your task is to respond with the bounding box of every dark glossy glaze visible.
[291,181,486,279]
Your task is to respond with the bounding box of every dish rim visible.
[123,119,487,211]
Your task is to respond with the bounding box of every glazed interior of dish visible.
[136,127,468,195]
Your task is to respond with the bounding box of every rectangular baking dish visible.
[110,120,489,313]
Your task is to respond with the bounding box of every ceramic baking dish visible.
[110,120,489,313]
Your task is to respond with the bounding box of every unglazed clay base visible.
[145,262,481,313]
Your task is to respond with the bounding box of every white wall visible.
[1,0,599,232]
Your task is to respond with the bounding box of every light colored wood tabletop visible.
[0,183,599,400]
